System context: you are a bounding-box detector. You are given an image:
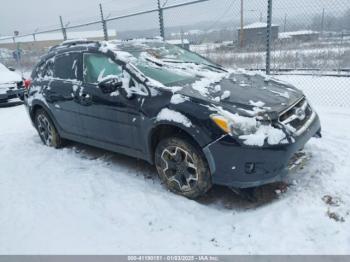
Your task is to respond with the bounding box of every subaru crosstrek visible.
[24,39,321,199]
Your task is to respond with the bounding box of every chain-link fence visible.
[0,0,349,107]
[269,0,350,107]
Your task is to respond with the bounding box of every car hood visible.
[0,67,22,85]
[177,73,304,118]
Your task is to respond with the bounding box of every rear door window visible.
[83,53,122,84]
[54,53,81,80]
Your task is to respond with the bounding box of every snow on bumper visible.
[203,113,321,188]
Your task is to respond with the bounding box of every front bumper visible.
[203,114,321,188]
[0,88,25,102]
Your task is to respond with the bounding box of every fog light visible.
[245,162,256,174]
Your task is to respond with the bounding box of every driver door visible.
[78,52,142,153]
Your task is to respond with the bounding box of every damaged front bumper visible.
[203,113,321,188]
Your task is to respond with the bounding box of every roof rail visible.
[49,39,100,52]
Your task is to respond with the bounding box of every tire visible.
[34,109,63,148]
[155,136,212,199]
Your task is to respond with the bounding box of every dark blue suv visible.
[25,39,321,199]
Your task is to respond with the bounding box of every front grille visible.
[279,97,315,136]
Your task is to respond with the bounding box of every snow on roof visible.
[0,62,22,83]
[167,39,190,45]
[279,30,319,39]
[0,30,117,44]
[239,22,279,30]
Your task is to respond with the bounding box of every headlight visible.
[210,114,260,136]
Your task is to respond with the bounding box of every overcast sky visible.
[0,0,348,37]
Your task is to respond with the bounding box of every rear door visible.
[45,52,83,135]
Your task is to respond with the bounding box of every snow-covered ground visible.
[0,76,350,254]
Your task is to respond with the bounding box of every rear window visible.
[54,53,80,80]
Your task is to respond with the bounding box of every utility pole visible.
[240,0,244,48]
[321,8,325,36]
[283,13,287,32]
[158,0,165,39]
[59,16,67,41]
[266,0,273,75]
[100,3,109,41]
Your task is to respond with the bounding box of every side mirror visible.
[8,67,16,72]
[98,76,123,94]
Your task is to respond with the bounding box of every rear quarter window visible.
[33,58,54,79]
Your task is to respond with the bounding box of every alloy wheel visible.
[160,146,199,192]
[37,114,54,146]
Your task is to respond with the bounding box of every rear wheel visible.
[155,137,212,199]
[34,109,63,148]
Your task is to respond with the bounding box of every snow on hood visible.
[97,40,299,146]
[0,63,22,84]
[100,41,302,113]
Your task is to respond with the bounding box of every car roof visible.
[36,40,100,66]
[41,38,167,64]
[48,40,100,55]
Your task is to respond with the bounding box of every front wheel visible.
[155,137,212,199]
[34,109,63,148]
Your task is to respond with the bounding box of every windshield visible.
[119,42,222,86]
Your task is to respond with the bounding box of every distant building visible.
[238,22,279,46]
[279,30,319,42]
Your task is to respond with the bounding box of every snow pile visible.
[99,41,137,64]
[221,90,231,100]
[156,108,192,127]
[170,94,189,104]
[240,125,287,146]
[183,66,228,97]
[249,100,265,107]
[269,89,290,99]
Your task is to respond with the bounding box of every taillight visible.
[24,79,32,89]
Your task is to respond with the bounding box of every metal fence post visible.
[158,0,165,39]
[240,0,244,48]
[59,16,67,40]
[100,3,109,41]
[266,0,273,75]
